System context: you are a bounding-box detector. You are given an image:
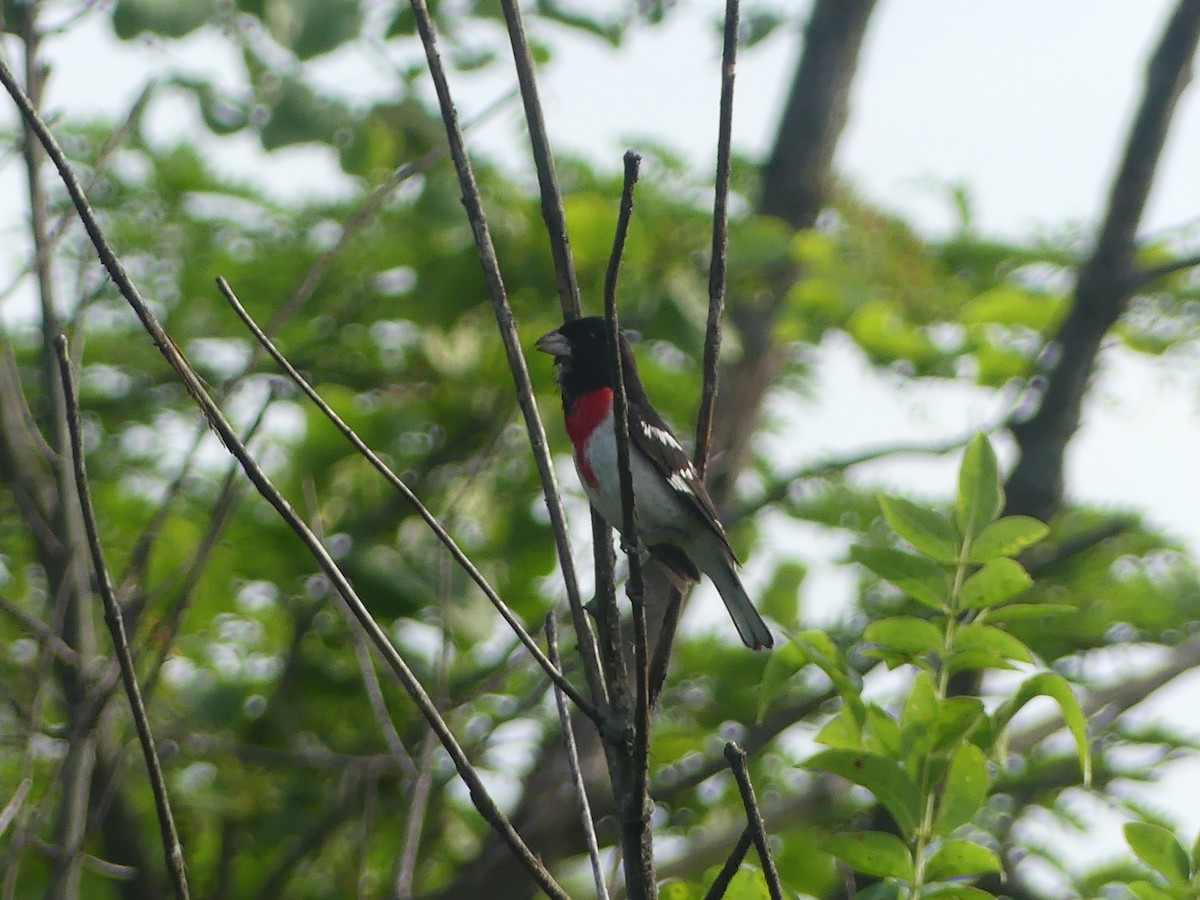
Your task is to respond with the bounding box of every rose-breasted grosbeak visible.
[536,317,773,650]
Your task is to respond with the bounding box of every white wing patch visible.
[667,471,695,496]
[642,422,683,452]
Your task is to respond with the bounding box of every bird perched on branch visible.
[536,317,773,650]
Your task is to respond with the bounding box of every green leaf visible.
[865,617,944,657]
[932,697,987,750]
[758,639,807,722]
[924,839,1002,880]
[852,884,903,900]
[967,515,1049,561]
[761,560,806,627]
[1127,882,1179,900]
[264,0,362,59]
[921,885,997,900]
[982,603,1076,623]
[960,559,1032,609]
[879,496,960,562]
[934,743,990,834]
[783,630,865,718]
[113,0,216,39]
[956,434,1003,541]
[992,672,1091,784]
[1192,827,1200,872]
[821,831,914,880]
[950,623,1033,664]
[660,881,700,900]
[817,703,864,750]
[660,881,701,900]
[805,750,922,838]
[900,670,938,766]
[1125,822,1191,887]
[850,546,950,611]
[864,704,902,758]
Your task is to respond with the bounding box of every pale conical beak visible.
[535,329,572,358]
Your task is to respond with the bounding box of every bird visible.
[536,316,773,650]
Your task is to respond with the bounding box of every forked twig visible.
[53,337,191,900]
[724,742,782,900]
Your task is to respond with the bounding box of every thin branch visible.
[723,742,783,900]
[405,0,607,710]
[394,731,437,898]
[216,276,600,726]
[0,57,568,898]
[497,0,582,321]
[302,477,418,781]
[1131,249,1200,288]
[0,594,80,667]
[728,431,976,527]
[53,337,191,900]
[602,149,656,899]
[694,0,740,478]
[547,615,610,900]
[702,827,752,900]
[0,780,32,841]
[655,0,740,702]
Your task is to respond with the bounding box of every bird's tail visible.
[701,544,774,651]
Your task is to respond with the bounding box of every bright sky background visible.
[3,0,1200,888]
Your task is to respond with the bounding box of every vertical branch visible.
[53,338,191,900]
[723,743,782,900]
[546,615,610,900]
[602,150,657,899]
[404,0,607,709]
[497,0,583,321]
[694,0,740,477]
[653,0,741,703]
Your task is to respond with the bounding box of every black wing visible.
[627,400,739,564]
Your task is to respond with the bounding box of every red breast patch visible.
[564,388,612,490]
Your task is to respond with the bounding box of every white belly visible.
[576,417,694,546]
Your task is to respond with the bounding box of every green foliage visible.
[769,435,1094,898]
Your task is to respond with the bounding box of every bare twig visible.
[0,56,568,898]
[547,615,610,900]
[602,149,657,899]
[0,780,32,841]
[703,827,752,900]
[497,0,582,320]
[0,594,80,667]
[1131,249,1200,288]
[723,742,782,900]
[394,731,438,898]
[216,276,600,726]
[405,0,607,709]
[54,337,191,900]
[694,0,740,478]
[302,477,418,781]
[605,148,651,784]
[654,0,741,704]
